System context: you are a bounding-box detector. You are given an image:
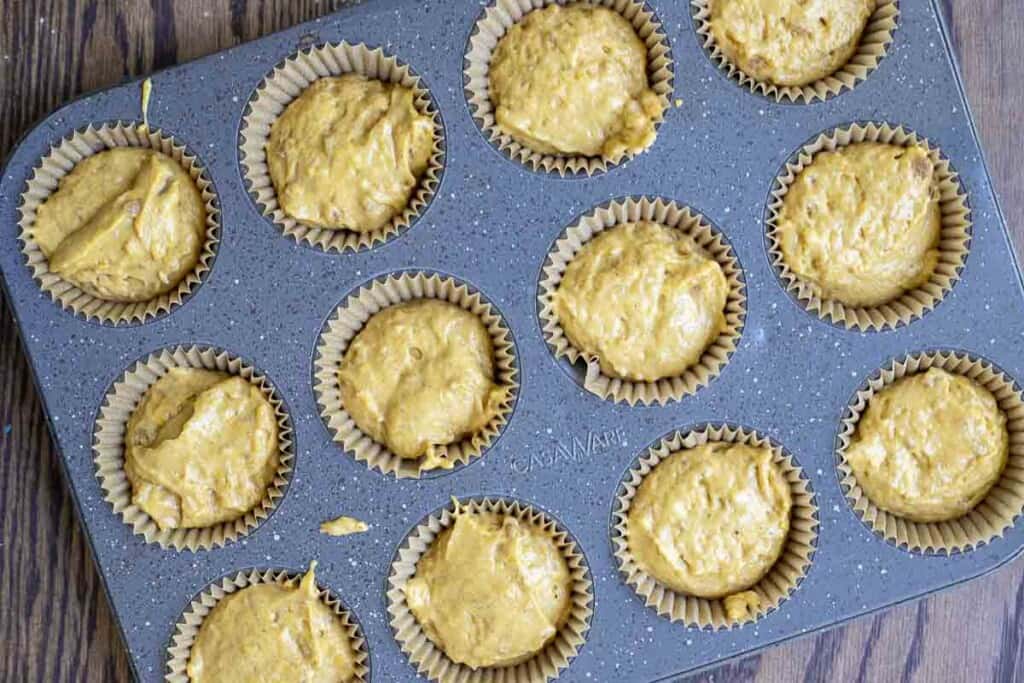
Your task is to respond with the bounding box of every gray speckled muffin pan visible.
[2,1,1023,681]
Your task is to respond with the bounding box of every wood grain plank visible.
[0,2,1022,682]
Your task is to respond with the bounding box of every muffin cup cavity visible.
[464,0,673,177]
[313,271,519,479]
[93,345,294,551]
[612,424,818,629]
[386,496,593,683]
[165,567,370,683]
[538,196,745,406]
[766,122,971,331]
[18,122,220,325]
[239,41,445,253]
[837,350,1024,554]
[692,0,899,103]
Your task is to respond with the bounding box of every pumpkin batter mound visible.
[32,148,205,302]
[404,510,572,669]
[710,0,875,87]
[845,368,1008,523]
[776,142,941,307]
[125,368,279,530]
[267,74,434,233]
[186,563,357,683]
[489,4,663,160]
[628,442,792,606]
[553,222,728,382]
[338,300,506,470]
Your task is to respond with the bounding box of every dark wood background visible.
[0,1,1021,681]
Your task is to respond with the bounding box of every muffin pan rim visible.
[1,0,1023,680]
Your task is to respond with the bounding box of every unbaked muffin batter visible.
[628,442,792,602]
[338,300,505,469]
[776,142,941,307]
[553,222,728,382]
[32,148,205,302]
[320,516,369,537]
[404,509,571,669]
[709,0,875,86]
[489,4,663,160]
[187,563,357,683]
[845,368,1008,522]
[125,368,279,530]
[267,74,434,232]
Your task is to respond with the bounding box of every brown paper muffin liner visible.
[538,196,745,406]
[165,566,370,682]
[93,345,294,551]
[692,0,899,103]
[386,497,593,682]
[611,424,818,629]
[766,122,971,331]
[464,0,674,177]
[313,272,519,478]
[17,122,220,325]
[836,350,1024,554]
[239,41,445,253]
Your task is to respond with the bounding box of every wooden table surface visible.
[1,1,1022,681]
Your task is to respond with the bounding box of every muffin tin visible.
[2,0,1024,680]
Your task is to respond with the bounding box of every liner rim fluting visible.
[165,566,371,683]
[238,41,446,253]
[93,344,295,551]
[313,271,520,479]
[835,349,1024,554]
[463,0,675,177]
[691,0,900,104]
[611,423,819,629]
[17,121,220,325]
[537,196,746,406]
[765,121,972,332]
[386,496,594,682]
